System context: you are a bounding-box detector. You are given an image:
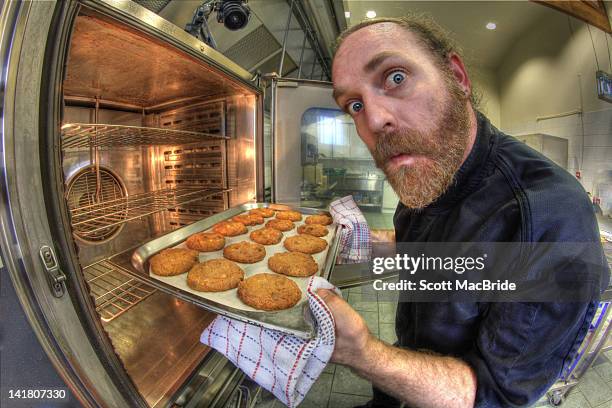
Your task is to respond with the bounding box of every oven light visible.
[486,22,497,30]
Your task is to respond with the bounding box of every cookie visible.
[187,259,244,292]
[249,227,283,245]
[284,235,328,254]
[232,213,264,226]
[297,224,329,237]
[223,241,266,263]
[237,273,302,311]
[185,232,225,252]
[150,248,199,276]
[275,210,302,222]
[212,221,248,237]
[266,219,295,232]
[268,252,319,277]
[305,214,333,226]
[249,208,275,218]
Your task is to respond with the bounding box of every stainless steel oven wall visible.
[145,99,229,232]
[226,94,258,207]
[271,77,336,205]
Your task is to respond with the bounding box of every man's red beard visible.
[370,81,471,209]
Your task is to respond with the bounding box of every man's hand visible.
[316,289,374,366]
[317,288,477,408]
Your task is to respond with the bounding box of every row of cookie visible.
[149,249,316,310]
[235,208,333,225]
[212,209,333,237]
[185,255,303,310]
[185,225,329,253]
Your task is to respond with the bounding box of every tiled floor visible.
[254,283,612,408]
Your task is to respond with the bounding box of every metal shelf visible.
[61,123,229,149]
[83,260,156,322]
[70,187,229,240]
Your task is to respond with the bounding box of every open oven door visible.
[268,75,398,289]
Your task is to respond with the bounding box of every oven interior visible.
[60,8,258,407]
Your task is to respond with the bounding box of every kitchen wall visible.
[470,66,501,127]
[497,2,612,214]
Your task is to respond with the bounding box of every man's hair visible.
[333,14,481,109]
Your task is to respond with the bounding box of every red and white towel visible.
[200,276,341,407]
[330,195,372,264]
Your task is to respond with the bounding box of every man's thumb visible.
[316,288,336,303]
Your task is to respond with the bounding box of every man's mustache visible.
[373,129,441,163]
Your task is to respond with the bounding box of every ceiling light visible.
[486,22,497,30]
[366,10,377,19]
[345,11,351,18]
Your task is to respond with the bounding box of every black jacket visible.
[392,112,609,407]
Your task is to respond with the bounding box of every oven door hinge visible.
[39,245,66,298]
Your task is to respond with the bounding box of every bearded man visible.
[316,16,609,408]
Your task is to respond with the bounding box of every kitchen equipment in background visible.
[382,180,399,213]
[327,173,384,210]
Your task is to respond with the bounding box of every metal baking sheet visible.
[131,203,342,338]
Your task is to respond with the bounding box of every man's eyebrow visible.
[333,51,404,102]
[332,87,347,102]
[364,51,403,73]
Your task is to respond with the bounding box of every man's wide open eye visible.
[385,70,406,88]
[347,101,364,115]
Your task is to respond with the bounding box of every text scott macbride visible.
[374,279,517,291]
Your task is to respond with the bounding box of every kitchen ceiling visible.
[342,1,556,69]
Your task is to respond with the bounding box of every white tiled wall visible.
[501,108,612,215]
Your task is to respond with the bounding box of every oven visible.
[1,0,263,406]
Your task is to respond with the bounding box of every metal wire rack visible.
[61,123,229,149]
[70,187,229,239]
[83,260,156,322]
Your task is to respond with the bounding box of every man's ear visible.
[448,52,471,98]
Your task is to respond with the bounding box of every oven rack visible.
[61,123,229,149]
[70,187,230,239]
[83,259,156,322]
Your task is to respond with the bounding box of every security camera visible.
[215,0,251,31]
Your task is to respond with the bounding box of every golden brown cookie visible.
[187,259,244,292]
[237,273,302,311]
[266,219,295,232]
[297,224,329,237]
[185,232,225,252]
[212,221,248,237]
[232,213,265,226]
[305,214,333,226]
[150,248,199,276]
[268,252,319,277]
[223,241,266,263]
[275,210,302,222]
[249,227,283,245]
[283,235,328,254]
[249,208,275,218]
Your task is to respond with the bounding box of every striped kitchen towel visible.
[329,195,372,264]
[200,276,341,407]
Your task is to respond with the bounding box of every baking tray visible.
[131,203,342,338]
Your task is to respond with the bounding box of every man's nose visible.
[364,96,396,135]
